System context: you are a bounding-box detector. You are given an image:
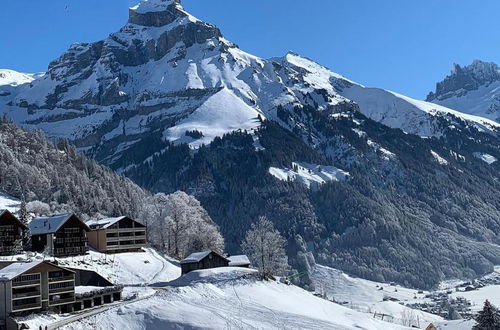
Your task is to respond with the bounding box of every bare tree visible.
[241,216,289,278]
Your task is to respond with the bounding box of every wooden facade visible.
[30,214,90,257]
[0,210,26,256]
[180,251,230,275]
[0,261,76,326]
[87,216,147,253]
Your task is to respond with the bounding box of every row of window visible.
[13,274,40,283]
[49,281,73,290]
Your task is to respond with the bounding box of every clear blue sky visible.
[1,0,499,99]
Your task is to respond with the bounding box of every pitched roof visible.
[86,216,126,230]
[30,213,89,235]
[228,255,251,267]
[0,260,43,281]
[0,209,27,229]
[0,261,75,281]
[180,250,229,264]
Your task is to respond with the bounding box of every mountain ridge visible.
[1,0,500,289]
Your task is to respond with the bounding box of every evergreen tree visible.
[473,300,500,330]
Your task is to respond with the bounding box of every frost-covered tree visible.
[142,191,225,259]
[241,216,289,278]
[18,198,31,251]
[26,201,51,217]
[473,300,500,330]
[0,119,151,220]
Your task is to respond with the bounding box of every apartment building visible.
[86,216,146,253]
[0,260,75,327]
[30,214,90,257]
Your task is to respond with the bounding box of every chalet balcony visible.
[12,302,42,312]
[49,275,74,283]
[107,243,145,250]
[12,291,41,299]
[0,246,16,253]
[107,228,146,234]
[12,279,41,288]
[49,285,75,294]
[0,235,21,242]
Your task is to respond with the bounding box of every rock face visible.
[427,60,500,122]
[2,0,500,289]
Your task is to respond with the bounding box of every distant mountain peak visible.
[427,60,500,102]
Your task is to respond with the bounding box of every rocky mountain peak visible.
[427,60,500,101]
[129,0,185,27]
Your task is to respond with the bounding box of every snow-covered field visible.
[311,265,443,328]
[62,267,410,330]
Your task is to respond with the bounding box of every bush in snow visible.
[141,191,225,259]
[242,216,289,279]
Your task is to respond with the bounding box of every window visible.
[13,274,40,283]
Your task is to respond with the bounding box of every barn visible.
[180,251,229,275]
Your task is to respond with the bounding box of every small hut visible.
[180,250,229,275]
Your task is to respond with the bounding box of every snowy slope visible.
[61,267,411,330]
[0,192,20,212]
[0,69,36,87]
[54,248,181,285]
[338,80,499,137]
[311,265,443,327]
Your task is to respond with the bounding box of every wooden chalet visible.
[29,214,90,257]
[0,260,76,327]
[86,216,147,253]
[0,210,27,256]
[180,250,229,275]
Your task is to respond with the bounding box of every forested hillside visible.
[125,110,500,289]
[0,117,149,218]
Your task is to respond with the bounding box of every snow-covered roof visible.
[86,216,126,230]
[180,251,228,264]
[0,260,43,281]
[30,213,88,235]
[228,255,251,267]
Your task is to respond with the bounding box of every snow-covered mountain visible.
[1,0,498,169]
[427,60,500,123]
[2,0,500,290]
[0,69,36,87]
